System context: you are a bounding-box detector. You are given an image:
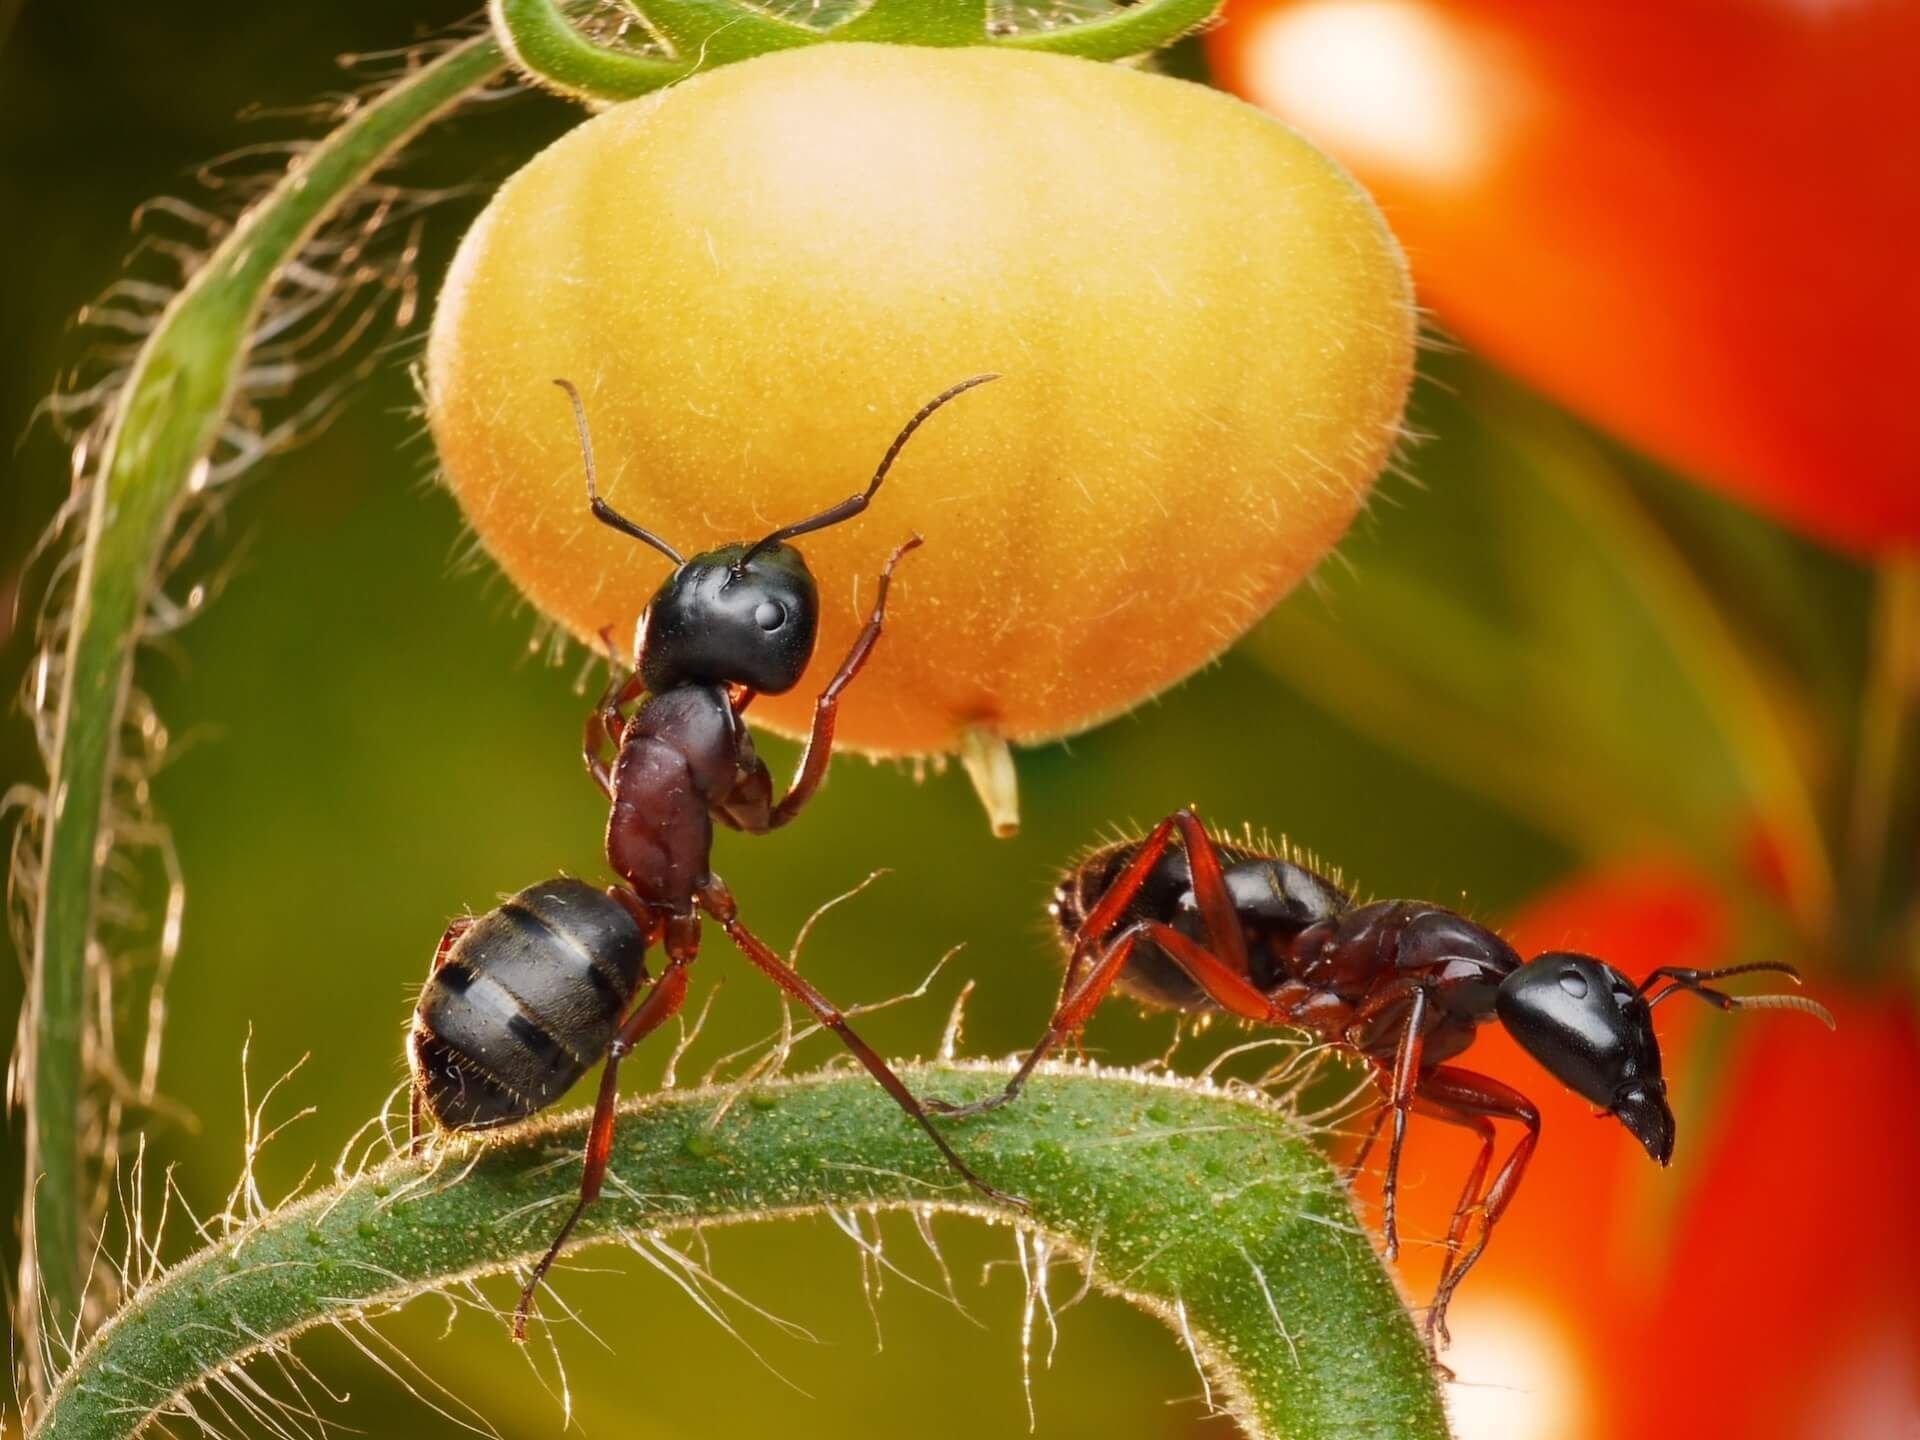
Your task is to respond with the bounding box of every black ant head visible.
[554,373,997,695]
[636,542,819,694]
[1496,953,1676,1165]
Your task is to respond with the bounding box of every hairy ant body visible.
[410,375,1010,1338]
[934,808,1832,1347]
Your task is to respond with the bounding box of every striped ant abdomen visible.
[410,878,650,1131]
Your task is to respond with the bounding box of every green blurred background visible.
[1,4,1906,1439]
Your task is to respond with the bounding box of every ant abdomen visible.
[410,878,649,1131]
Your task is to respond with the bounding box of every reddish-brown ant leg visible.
[1165,809,1253,977]
[1413,1065,1540,1348]
[1410,1095,1496,1341]
[409,918,475,1154]
[768,536,923,829]
[695,875,1024,1209]
[584,669,644,797]
[513,958,692,1341]
[947,924,1151,1117]
[1132,922,1285,1020]
[1344,1093,1390,1182]
[1345,980,1431,1260]
[928,818,1187,1117]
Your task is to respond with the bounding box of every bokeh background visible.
[3,3,1915,1438]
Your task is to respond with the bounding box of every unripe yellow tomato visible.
[429,44,1412,767]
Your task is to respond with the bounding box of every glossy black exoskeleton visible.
[411,374,1010,1340]
[935,808,1833,1348]
[410,877,651,1132]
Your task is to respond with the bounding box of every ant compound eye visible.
[1558,969,1589,998]
[753,600,786,631]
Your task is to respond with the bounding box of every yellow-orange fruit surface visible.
[428,43,1413,753]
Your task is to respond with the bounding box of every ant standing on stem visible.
[410,374,1015,1339]
[932,807,1833,1348]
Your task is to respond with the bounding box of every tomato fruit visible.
[1209,0,1920,554]
[429,43,1414,755]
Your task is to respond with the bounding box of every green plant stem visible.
[490,0,689,102]
[21,31,507,1386]
[492,0,1223,104]
[31,1065,1448,1440]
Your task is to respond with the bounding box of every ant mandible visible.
[931,808,1833,1347]
[412,374,1012,1339]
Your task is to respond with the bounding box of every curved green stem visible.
[489,0,690,102]
[31,1065,1447,1440]
[987,0,1219,61]
[493,0,1223,103]
[20,30,507,1390]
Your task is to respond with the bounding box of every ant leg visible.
[409,918,473,1155]
[513,959,691,1340]
[695,876,1026,1210]
[429,917,473,972]
[1343,1092,1390,1182]
[1403,1096,1496,1352]
[768,537,923,829]
[1164,810,1252,977]
[584,668,644,798]
[1128,921,1290,1021]
[1411,1066,1540,1348]
[1370,985,1431,1261]
[932,923,1150,1118]
[931,814,1189,1117]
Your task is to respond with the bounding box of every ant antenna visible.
[555,378,684,566]
[737,372,999,568]
[1639,960,1836,1027]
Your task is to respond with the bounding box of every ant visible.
[411,374,1013,1339]
[931,808,1833,1348]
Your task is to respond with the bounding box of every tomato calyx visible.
[491,0,1223,104]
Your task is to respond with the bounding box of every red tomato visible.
[1617,993,1920,1440]
[1208,0,1920,554]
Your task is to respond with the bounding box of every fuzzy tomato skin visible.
[1208,0,1920,555]
[428,44,1413,754]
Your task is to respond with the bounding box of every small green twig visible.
[19,30,507,1394]
[492,0,1223,103]
[31,1065,1448,1440]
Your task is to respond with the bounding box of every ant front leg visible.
[768,536,923,829]
[695,875,1025,1210]
[584,666,644,798]
[513,942,693,1340]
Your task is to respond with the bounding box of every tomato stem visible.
[490,0,1227,104]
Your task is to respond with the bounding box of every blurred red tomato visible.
[1619,992,1920,1440]
[1209,0,1920,554]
